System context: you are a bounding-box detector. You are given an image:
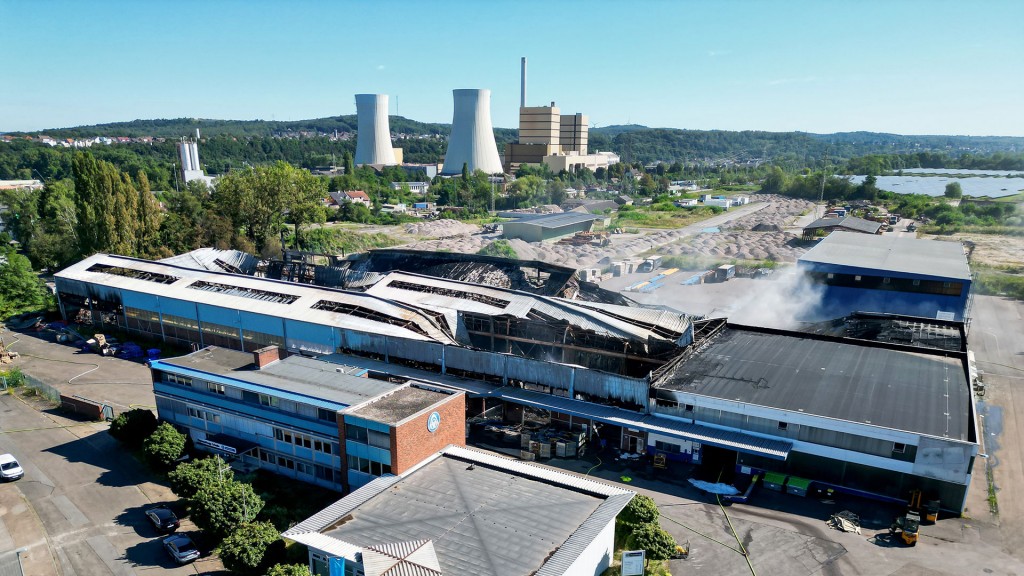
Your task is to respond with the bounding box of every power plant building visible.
[354,94,399,166]
[504,102,612,174]
[798,232,973,321]
[440,89,503,175]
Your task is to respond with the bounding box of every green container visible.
[763,472,788,492]
[786,476,811,497]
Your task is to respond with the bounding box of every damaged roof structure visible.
[55,254,694,380]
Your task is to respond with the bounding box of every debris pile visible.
[828,510,862,534]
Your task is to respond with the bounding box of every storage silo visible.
[354,94,397,166]
[441,89,503,175]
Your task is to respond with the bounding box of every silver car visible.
[163,533,200,564]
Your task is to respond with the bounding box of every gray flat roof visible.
[799,231,971,280]
[160,347,399,408]
[349,385,453,425]
[315,449,628,576]
[655,328,970,440]
[804,215,882,234]
[504,211,604,229]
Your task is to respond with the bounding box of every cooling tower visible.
[441,89,503,175]
[354,94,397,166]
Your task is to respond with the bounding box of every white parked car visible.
[0,453,24,481]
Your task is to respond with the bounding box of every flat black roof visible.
[655,327,971,440]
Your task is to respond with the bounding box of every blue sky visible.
[3,0,1023,135]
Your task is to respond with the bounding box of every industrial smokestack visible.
[521,57,527,108]
[189,141,200,172]
[354,94,398,166]
[441,89,503,175]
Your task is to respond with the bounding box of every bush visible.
[266,564,312,576]
[477,239,518,259]
[618,494,660,527]
[628,522,677,565]
[219,521,282,573]
[109,408,157,448]
[142,422,187,469]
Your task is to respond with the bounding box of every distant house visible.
[391,181,430,195]
[615,195,634,206]
[342,190,372,207]
[380,203,407,214]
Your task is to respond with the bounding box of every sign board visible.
[198,438,238,454]
[621,550,645,576]
[427,411,441,433]
[936,311,956,321]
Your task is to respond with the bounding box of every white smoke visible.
[721,268,825,330]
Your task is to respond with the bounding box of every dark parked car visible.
[163,533,200,564]
[145,506,180,532]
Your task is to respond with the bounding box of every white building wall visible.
[561,518,616,576]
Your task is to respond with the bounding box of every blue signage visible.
[427,411,441,433]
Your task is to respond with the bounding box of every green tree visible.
[108,408,158,448]
[219,521,282,574]
[168,455,233,500]
[266,564,313,576]
[762,166,788,194]
[213,161,327,253]
[134,171,166,258]
[944,181,963,199]
[618,494,660,528]
[0,247,50,318]
[343,152,354,176]
[191,478,264,539]
[142,422,186,469]
[628,522,677,567]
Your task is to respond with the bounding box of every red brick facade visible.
[390,392,466,475]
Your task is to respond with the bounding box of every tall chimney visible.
[520,57,527,108]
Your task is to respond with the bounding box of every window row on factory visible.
[124,307,285,352]
[157,370,339,425]
[807,272,963,296]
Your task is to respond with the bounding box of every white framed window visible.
[778,422,788,431]
[893,442,907,454]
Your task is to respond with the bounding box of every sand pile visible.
[404,219,480,238]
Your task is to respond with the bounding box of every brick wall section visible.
[253,346,281,369]
[390,392,466,475]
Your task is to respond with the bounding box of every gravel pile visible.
[401,195,814,267]
[404,219,480,238]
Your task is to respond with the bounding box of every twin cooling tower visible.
[440,89,502,175]
[354,94,397,166]
[354,90,502,174]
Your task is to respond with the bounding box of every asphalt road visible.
[969,295,1024,562]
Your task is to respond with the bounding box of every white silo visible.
[441,88,503,175]
[354,94,397,166]
[188,141,200,172]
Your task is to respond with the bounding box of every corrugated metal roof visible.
[55,254,457,344]
[158,248,259,274]
[803,215,882,234]
[362,540,442,576]
[366,271,692,344]
[283,447,632,576]
[504,211,605,229]
[799,231,972,281]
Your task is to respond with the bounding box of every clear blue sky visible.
[3,0,1023,135]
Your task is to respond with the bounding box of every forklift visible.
[909,489,941,524]
[890,510,920,546]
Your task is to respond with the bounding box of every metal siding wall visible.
[386,339,444,365]
[285,320,335,354]
[121,291,160,310]
[337,330,387,356]
[446,346,503,375]
[158,297,199,318]
[573,370,648,408]
[506,356,571,391]
[239,311,285,336]
[197,303,241,327]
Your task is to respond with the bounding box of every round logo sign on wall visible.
[427,411,441,433]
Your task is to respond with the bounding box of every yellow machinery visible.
[909,489,941,524]
[890,510,920,546]
[653,453,667,470]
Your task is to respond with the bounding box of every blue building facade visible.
[798,232,972,321]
